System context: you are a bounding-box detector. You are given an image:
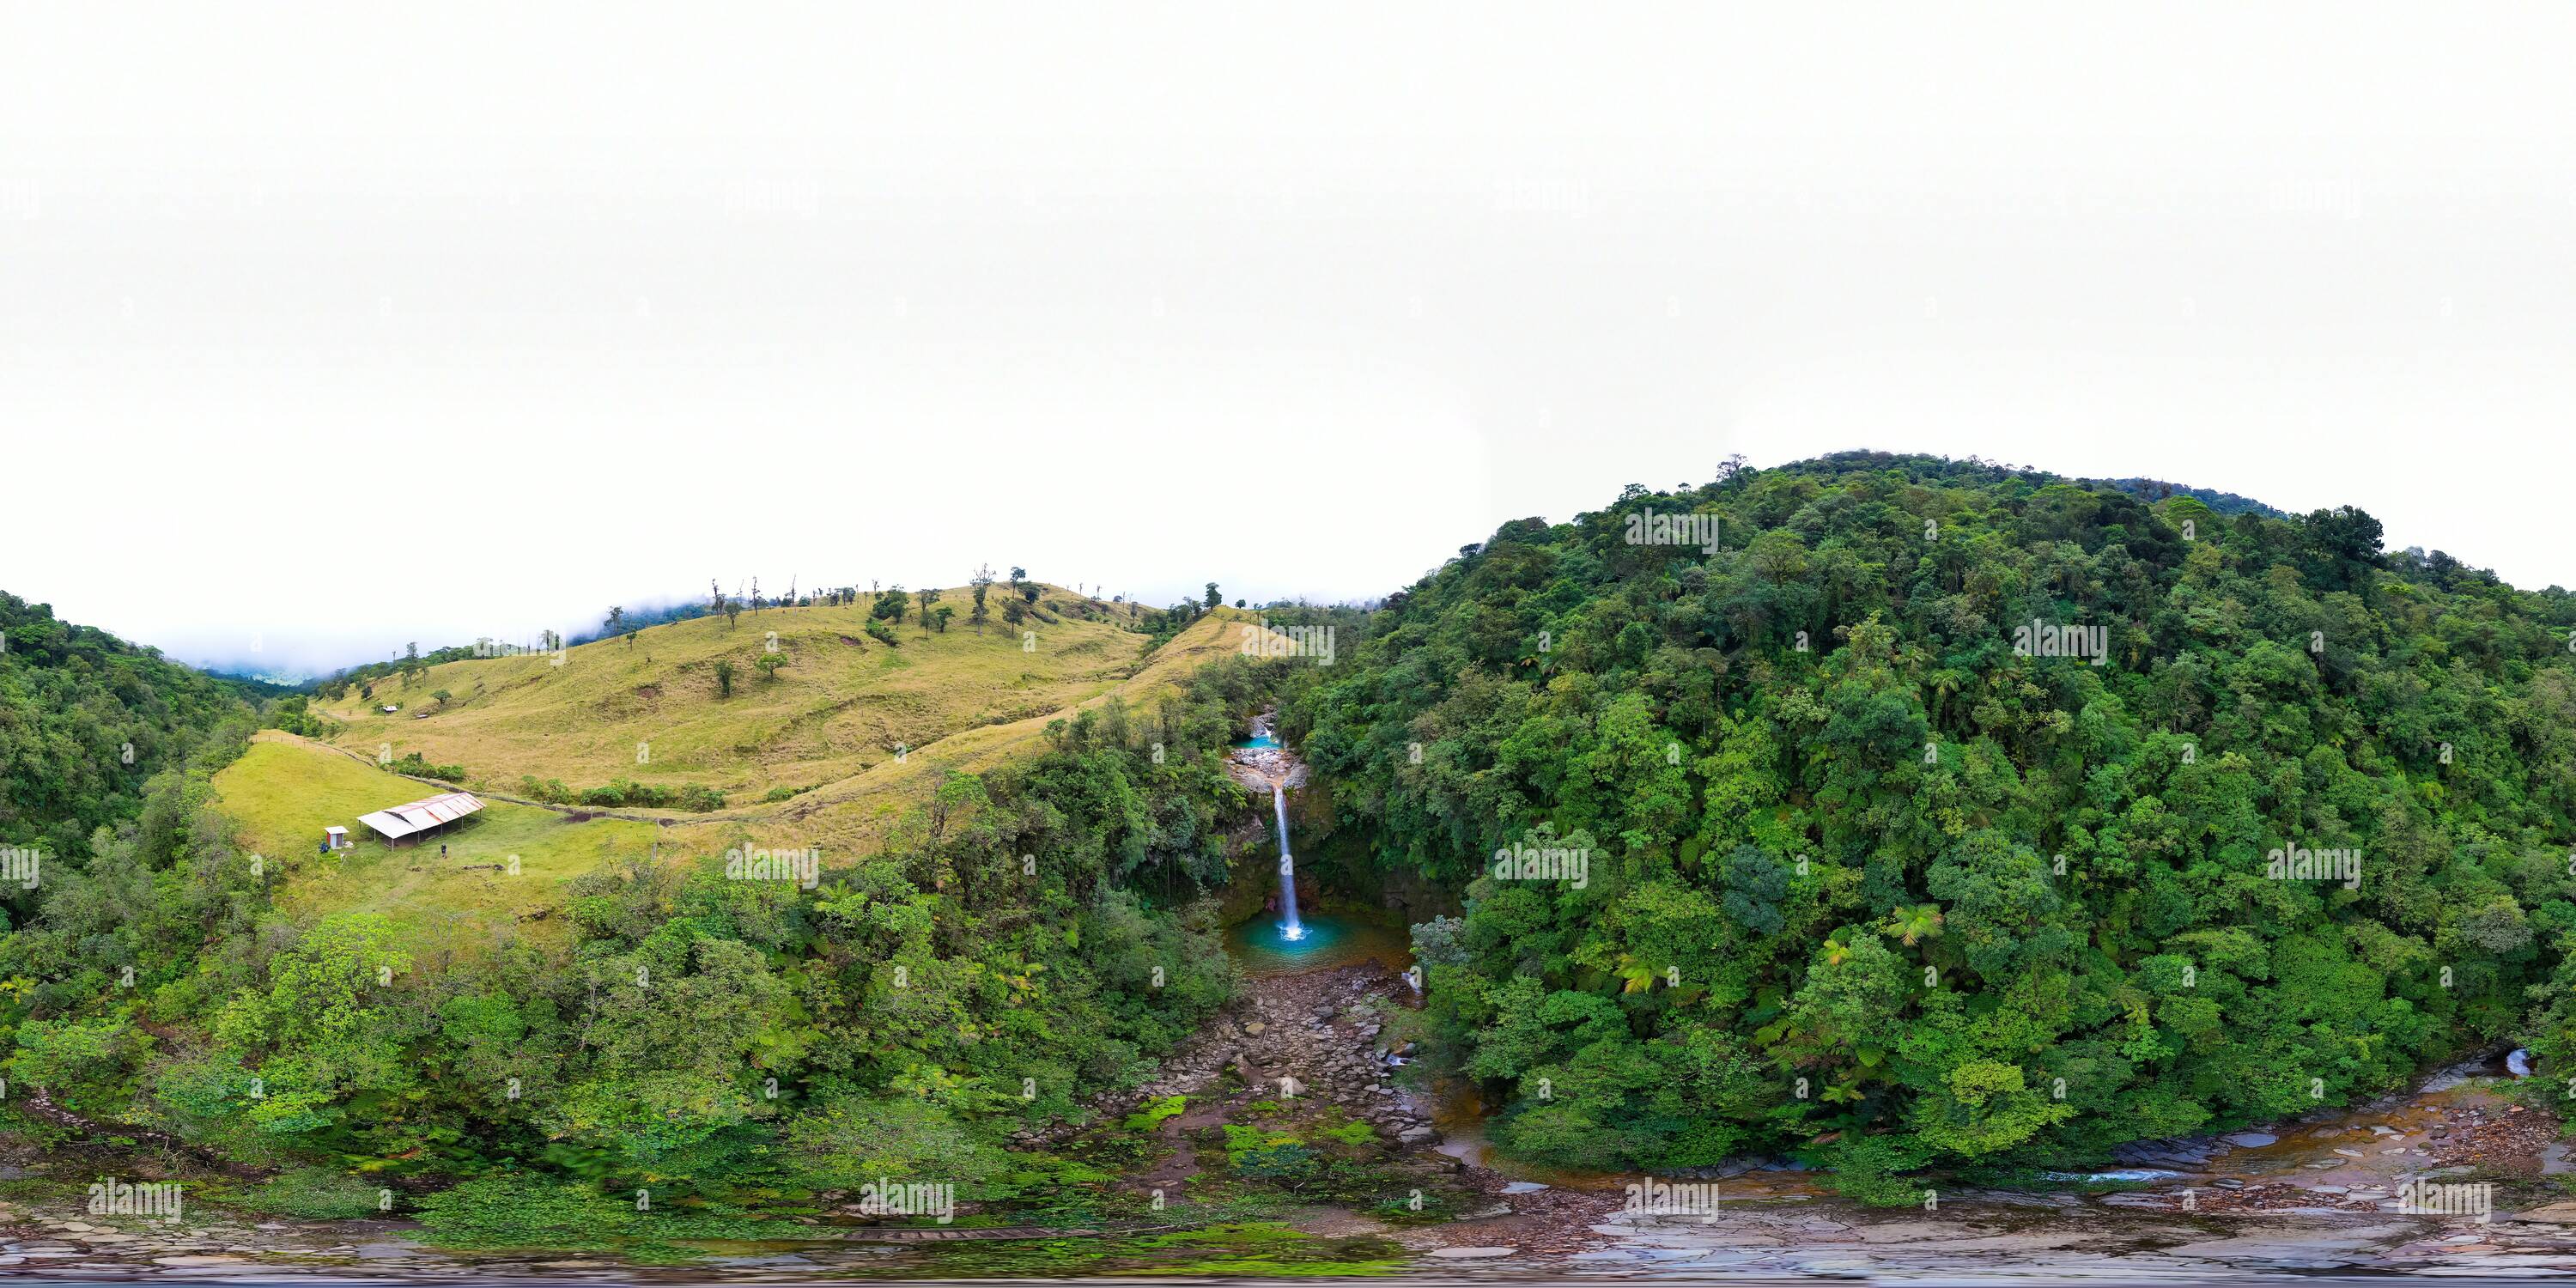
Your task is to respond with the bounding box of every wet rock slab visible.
[1575,1191,2576,1280]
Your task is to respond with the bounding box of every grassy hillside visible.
[734,606,1282,847]
[314,586,1162,805]
[217,598,1286,934]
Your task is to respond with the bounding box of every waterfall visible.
[1273,783,1303,940]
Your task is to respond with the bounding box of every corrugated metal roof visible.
[356,810,414,838]
[355,791,484,841]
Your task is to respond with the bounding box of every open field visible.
[212,733,665,949]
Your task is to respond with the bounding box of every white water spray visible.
[1273,783,1303,940]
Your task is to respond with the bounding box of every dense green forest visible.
[0,593,254,873]
[1284,452,2576,1199]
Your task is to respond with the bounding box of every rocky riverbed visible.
[1227,709,1305,793]
[1581,1194,2576,1278]
[1018,960,1443,1154]
[1522,1060,2576,1277]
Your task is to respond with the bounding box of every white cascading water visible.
[1273,783,1303,939]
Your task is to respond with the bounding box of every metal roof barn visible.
[355,791,485,842]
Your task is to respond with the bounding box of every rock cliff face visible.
[1215,815,1279,924]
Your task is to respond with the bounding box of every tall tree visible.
[970,564,996,635]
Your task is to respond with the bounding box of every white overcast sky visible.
[5,3,2573,677]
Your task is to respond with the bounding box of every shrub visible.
[783,1095,1011,1195]
[410,1174,807,1256]
[217,1166,385,1220]
[386,751,469,782]
[563,780,724,812]
[6,1013,152,1103]
[519,775,573,804]
[264,695,342,739]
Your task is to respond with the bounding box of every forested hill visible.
[0,592,252,860]
[2080,475,2285,519]
[1285,450,2576,1195]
